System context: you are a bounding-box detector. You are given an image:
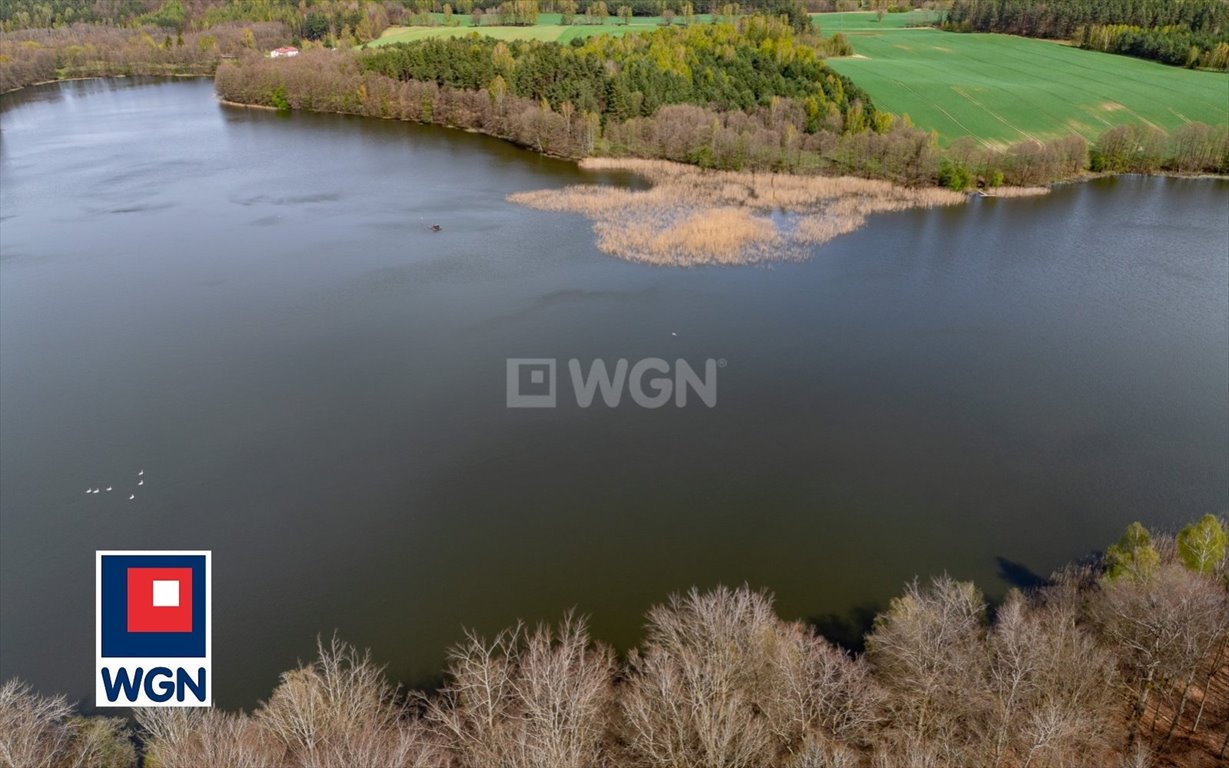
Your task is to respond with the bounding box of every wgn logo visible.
[95,551,211,707]
[507,358,722,408]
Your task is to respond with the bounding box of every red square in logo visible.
[127,568,193,633]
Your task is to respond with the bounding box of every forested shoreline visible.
[212,26,1229,189]
[3,515,1227,767]
[0,22,290,92]
[4,0,1227,186]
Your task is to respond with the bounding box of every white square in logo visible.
[506,358,557,408]
[152,580,180,607]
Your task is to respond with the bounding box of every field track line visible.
[882,76,982,142]
[892,53,1042,143]
[951,86,1039,143]
[944,38,1118,139]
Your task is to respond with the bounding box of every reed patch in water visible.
[977,185,1052,198]
[509,159,967,266]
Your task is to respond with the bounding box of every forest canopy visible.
[360,19,875,125]
[945,0,1229,69]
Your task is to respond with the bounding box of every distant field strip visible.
[825,28,1229,144]
[370,14,715,46]
[811,10,941,33]
[370,11,926,46]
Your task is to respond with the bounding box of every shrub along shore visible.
[2,515,1227,767]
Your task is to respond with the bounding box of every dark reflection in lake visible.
[2,79,1227,708]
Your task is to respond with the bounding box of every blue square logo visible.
[99,553,207,658]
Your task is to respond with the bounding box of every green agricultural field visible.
[368,14,713,47]
[825,27,1229,145]
[811,10,942,33]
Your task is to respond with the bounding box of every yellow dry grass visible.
[979,186,1051,198]
[651,208,779,263]
[509,159,967,266]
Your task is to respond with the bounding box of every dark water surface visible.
[2,79,1227,708]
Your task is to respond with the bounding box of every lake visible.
[2,78,1226,709]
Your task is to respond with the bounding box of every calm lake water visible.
[2,79,1227,709]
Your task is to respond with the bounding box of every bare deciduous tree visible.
[618,586,779,768]
[618,585,876,768]
[256,636,442,768]
[0,679,133,768]
[865,576,989,763]
[763,625,884,752]
[137,707,279,768]
[428,613,615,768]
[1092,562,1229,748]
[985,590,1121,767]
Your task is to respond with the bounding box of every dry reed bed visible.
[978,185,1051,198]
[509,159,971,266]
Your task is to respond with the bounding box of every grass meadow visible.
[812,10,941,33]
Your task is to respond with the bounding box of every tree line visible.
[407,0,809,21]
[2,514,1227,767]
[1076,22,1229,70]
[0,0,401,48]
[944,0,1229,70]
[0,0,808,37]
[0,21,289,91]
[0,0,151,29]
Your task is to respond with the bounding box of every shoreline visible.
[215,93,583,160]
[216,97,280,111]
[2,71,213,96]
[211,89,1229,187]
[9,74,1228,190]
[4,515,1227,766]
